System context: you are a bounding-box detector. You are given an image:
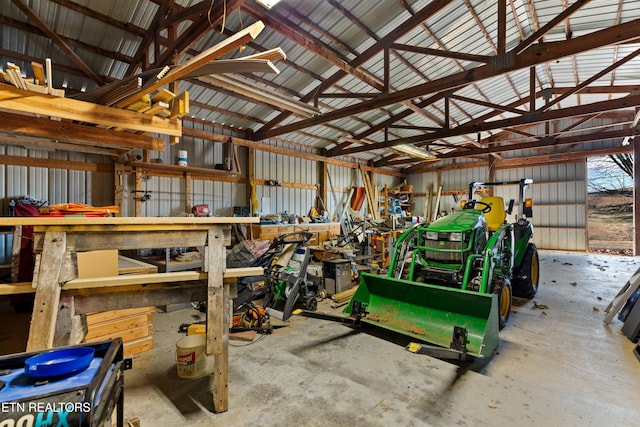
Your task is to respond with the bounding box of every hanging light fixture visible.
[256,0,282,9]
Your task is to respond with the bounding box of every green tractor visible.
[334,179,539,359]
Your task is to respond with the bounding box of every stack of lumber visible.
[330,286,358,309]
[0,60,65,97]
[85,306,155,358]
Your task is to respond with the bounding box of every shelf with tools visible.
[380,185,414,218]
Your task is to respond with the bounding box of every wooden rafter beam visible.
[551,85,638,94]
[342,92,640,155]
[281,18,640,146]
[450,94,525,115]
[0,16,134,66]
[498,0,506,53]
[513,0,591,55]
[152,0,244,69]
[10,0,103,84]
[541,47,640,112]
[48,0,146,37]
[125,0,175,77]
[242,3,383,91]
[408,143,632,173]
[390,43,490,63]
[437,127,640,159]
[181,126,405,178]
[255,0,455,134]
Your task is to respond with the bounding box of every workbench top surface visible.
[0,216,259,226]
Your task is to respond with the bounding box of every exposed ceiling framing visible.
[1,0,639,171]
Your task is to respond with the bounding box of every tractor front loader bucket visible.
[345,273,500,358]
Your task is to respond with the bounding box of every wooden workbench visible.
[0,216,260,413]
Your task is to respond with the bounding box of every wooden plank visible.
[86,306,155,325]
[31,61,46,85]
[169,91,189,119]
[114,20,266,109]
[72,283,207,314]
[118,255,158,275]
[0,85,181,137]
[0,110,165,152]
[53,295,86,347]
[182,59,279,77]
[85,313,149,340]
[213,281,231,413]
[40,230,210,252]
[123,335,153,357]
[0,267,262,295]
[26,231,67,351]
[151,89,176,103]
[10,225,21,283]
[206,228,225,356]
[239,47,286,62]
[86,324,150,343]
[0,216,258,227]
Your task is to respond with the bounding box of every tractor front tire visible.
[495,278,512,330]
[513,243,539,299]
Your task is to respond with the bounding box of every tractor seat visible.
[481,196,506,232]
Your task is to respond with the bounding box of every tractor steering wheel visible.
[463,200,492,213]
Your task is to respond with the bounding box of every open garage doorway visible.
[587,155,633,255]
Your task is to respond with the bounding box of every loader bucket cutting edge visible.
[345,273,500,358]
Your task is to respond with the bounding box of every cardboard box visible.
[77,249,118,279]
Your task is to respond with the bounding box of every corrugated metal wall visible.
[407,166,490,219]
[254,150,316,217]
[1,134,589,267]
[0,145,114,265]
[407,161,588,251]
[496,163,587,251]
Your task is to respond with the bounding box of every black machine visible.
[0,339,129,427]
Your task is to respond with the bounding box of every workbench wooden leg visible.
[54,296,86,347]
[27,231,67,352]
[212,284,231,413]
[206,227,229,412]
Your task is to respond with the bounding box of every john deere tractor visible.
[338,179,539,359]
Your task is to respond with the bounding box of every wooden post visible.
[497,0,506,54]
[54,296,86,347]
[114,163,125,217]
[27,231,67,351]
[10,225,21,283]
[135,171,143,217]
[185,172,192,214]
[206,227,229,412]
[320,161,328,214]
[634,135,640,255]
[248,148,255,217]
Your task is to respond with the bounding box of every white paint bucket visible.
[178,150,188,166]
[176,334,206,378]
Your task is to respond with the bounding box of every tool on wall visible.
[133,175,152,202]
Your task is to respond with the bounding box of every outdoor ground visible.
[588,190,633,255]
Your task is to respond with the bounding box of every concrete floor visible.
[2,250,640,426]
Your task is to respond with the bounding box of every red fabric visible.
[13,203,39,282]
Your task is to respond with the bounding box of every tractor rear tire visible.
[495,277,512,330]
[513,243,539,299]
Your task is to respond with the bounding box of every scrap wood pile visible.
[330,286,358,309]
[0,60,64,97]
[0,59,189,124]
